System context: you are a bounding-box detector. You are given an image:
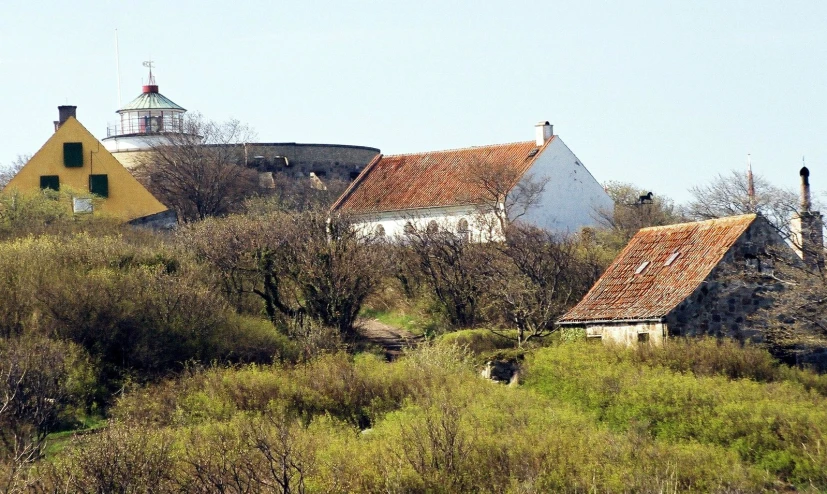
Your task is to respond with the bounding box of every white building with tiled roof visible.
[331,121,613,238]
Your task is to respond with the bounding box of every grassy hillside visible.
[17,341,826,493]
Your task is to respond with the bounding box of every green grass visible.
[360,308,438,337]
[44,415,107,457]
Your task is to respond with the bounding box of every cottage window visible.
[63,142,83,167]
[89,174,109,198]
[637,333,650,344]
[40,175,60,191]
[427,220,439,234]
[664,252,681,266]
[634,261,650,275]
[375,224,386,237]
[403,221,415,234]
[457,218,470,241]
[72,197,93,214]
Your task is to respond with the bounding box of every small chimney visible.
[54,105,77,131]
[791,166,824,270]
[535,121,553,146]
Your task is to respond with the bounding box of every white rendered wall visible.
[517,137,614,234]
[350,206,500,241]
[585,322,667,346]
[102,135,165,153]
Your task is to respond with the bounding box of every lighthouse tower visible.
[102,62,197,168]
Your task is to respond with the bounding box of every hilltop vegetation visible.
[8,341,827,492]
[1,188,827,492]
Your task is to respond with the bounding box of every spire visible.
[747,154,756,212]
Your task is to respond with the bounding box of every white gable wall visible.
[516,137,613,234]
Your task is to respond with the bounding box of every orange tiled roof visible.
[558,214,758,323]
[331,139,551,214]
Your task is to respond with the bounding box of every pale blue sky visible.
[1,1,825,204]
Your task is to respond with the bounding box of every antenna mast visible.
[115,29,122,107]
[747,154,756,212]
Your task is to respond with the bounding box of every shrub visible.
[524,341,827,488]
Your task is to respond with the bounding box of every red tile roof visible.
[331,139,552,214]
[558,214,758,324]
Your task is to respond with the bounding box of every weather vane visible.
[142,59,155,85]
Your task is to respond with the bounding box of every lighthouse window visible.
[89,174,109,198]
[63,142,83,167]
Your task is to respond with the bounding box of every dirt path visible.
[357,318,422,360]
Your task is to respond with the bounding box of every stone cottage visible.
[557,213,794,345]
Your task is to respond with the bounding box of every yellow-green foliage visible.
[44,344,780,492]
[436,328,518,353]
[0,233,294,393]
[525,341,827,488]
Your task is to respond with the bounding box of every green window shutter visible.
[63,142,83,167]
[39,175,60,191]
[89,174,109,198]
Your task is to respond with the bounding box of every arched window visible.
[375,224,386,237]
[427,220,439,233]
[457,218,470,240]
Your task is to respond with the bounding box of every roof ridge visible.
[639,213,757,232]
[330,153,383,212]
[384,139,539,158]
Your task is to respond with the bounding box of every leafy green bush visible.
[57,344,770,493]
[525,341,827,488]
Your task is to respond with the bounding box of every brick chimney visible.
[54,105,77,132]
[790,166,824,270]
[535,121,553,146]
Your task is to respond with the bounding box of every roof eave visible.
[557,316,666,326]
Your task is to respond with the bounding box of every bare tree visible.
[741,244,827,367]
[683,170,802,239]
[135,113,260,222]
[459,158,549,238]
[595,181,683,242]
[491,224,600,346]
[0,155,29,191]
[402,221,499,328]
[182,211,388,340]
[0,336,89,491]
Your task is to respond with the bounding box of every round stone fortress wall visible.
[240,143,380,182]
[110,142,380,183]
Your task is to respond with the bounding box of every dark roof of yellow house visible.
[331,138,553,214]
[558,214,758,324]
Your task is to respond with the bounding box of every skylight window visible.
[664,252,681,266]
[634,261,650,275]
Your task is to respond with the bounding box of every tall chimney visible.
[747,154,756,212]
[535,121,553,146]
[791,166,824,270]
[800,166,811,212]
[54,105,77,131]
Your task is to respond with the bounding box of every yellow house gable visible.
[4,116,169,222]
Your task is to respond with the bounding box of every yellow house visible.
[4,106,176,227]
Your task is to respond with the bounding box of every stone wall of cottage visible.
[664,219,785,341]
